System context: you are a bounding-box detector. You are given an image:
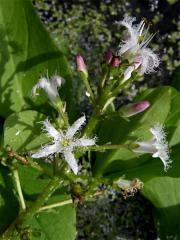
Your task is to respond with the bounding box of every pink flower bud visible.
[104,49,113,64]
[76,54,88,77]
[110,56,121,67]
[119,100,150,117]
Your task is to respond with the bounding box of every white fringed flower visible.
[134,123,171,171]
[31,116,96,174]
[32,75,64,102]
[117,16,160,82]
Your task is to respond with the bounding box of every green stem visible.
[83,112,100,137]
[38,199,72,212]
[55,98,69,127]
[83,79,96,105]
[2,177,61,240]
[99,70,108,90]
[12,169,26,211]
[88,144,127,151]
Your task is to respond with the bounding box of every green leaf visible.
[143,176,180,239]
[0,0,72,117]
[3,110,48,152]
[93,87,171,176]
[29,204,76,240]
[166,88,180,146]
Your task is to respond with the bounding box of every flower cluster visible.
[31,116,96,174]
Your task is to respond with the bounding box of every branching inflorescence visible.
[1,15,172,239]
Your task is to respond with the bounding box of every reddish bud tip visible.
[120,100,150,117]
[110,56,121,67]
[104,49,113,64]
[133,101,150,112]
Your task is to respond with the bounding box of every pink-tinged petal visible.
[66,116,86,139]
[31,143,59,158]
[42,119,62,141]
[76,54,88,76]
[120,100,150,117]
[64,151,78,175]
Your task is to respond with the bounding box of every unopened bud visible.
[119,100,150,117]
[110,56,121,67]
[104,49,113,64]
[76,54,88,78]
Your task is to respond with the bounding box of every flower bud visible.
[104,49,113,64]
[110,56,121,67]
[76,54,88,78]
[119,100,150,117]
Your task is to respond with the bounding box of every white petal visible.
[152,151,159,158]
[32,77,58,102]
[42,119,62,141]
[133,55,143,70]
[150,123,166,145]
[134,141,156,154]
[66,116,86,139]
[64,151,78,174]
[31,143,59,158]
[139,48,160,74]
[122,66,135,83]
[51,75,64,88]
[74,138,96,147]
[118,16,138,55]
[136,20,145,36]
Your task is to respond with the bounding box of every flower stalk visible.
[76,54,95,104]
[11,168,26,211]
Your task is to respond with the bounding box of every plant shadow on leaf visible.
[0,0,73,118]
[3,110,48,152]
[0,26,24,116]
[0,166,19,233]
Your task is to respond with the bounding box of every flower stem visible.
[83,112,100,137]
[38,199,72,212]
[83,78,96,105]
[12,168,26,211]
[55,98,69,127]
[88,144,127,151]
[2,177,62,240]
